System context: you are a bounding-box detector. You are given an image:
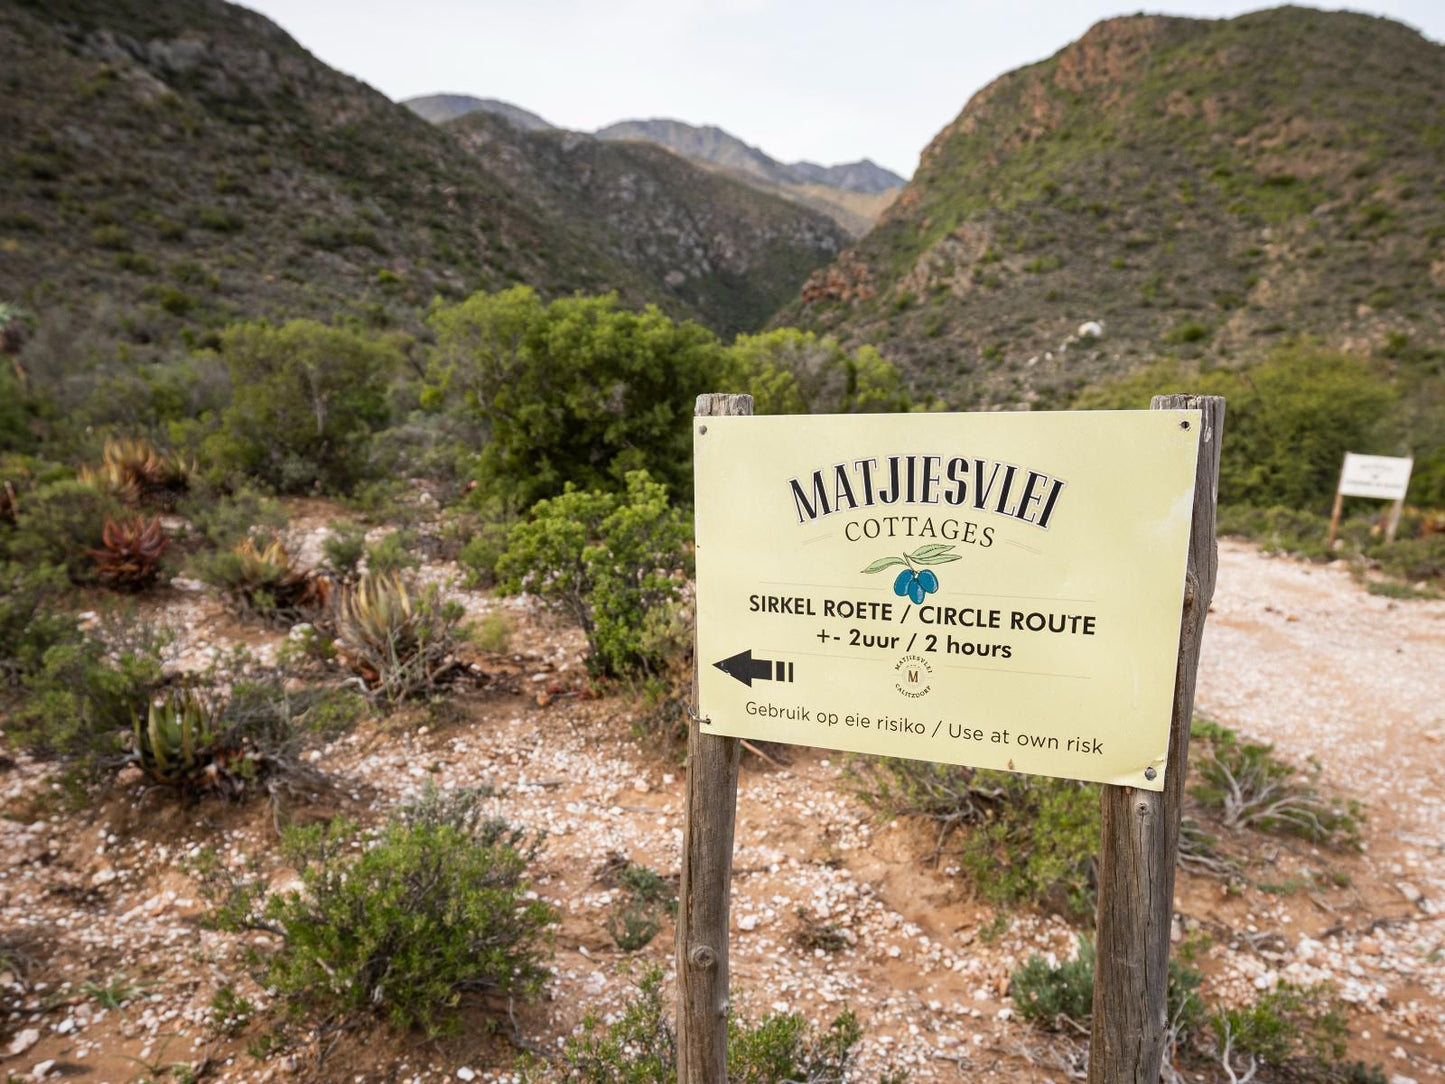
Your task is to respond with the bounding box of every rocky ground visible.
[2,527,1444,1084]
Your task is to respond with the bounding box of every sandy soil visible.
[2,535,1443,1083]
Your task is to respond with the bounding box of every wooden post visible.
[1326,488,1345,548]
[1089,394,1224,1084]
[1384,495,1405,544]
[677,392,751,1083]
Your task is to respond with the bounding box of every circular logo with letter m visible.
[893,654,933,699]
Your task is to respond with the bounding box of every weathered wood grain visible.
[1089,394,1225,1083]
[677,392,752,1083]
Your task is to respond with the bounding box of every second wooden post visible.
[1089,394,1225,1083]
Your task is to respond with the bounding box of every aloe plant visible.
[87,515,169,589]
[336,573,465,704]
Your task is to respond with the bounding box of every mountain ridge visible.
[403,95,904,235]
[777,6,1445,407]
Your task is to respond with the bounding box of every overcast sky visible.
[241,1,1444,179]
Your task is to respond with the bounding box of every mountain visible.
[0,0,845,375]
[595,119,904,194]
[445,111,848,336]
[404,93,554,131]
[595,118,905,234]
[778,7,1445,407]
[401,100,905,236]
[0,0,658,368]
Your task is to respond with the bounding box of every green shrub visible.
[723,328,910,415]
[471,611,514,654]
[1011,938,1203,1037]
[1010,941,1095,1027]
[178,486,288,549]
[363,529,418,575]
[320,520,366,582]
[9,620,167,779]
[560,964,906,1083]
[600,859,676,953]
[1075,345,1399,509]
[1370,535,1445,582]
[427,287,721,505]
[497,471,690,679]
[1191,720,1363,848]
[209,319,401,493]
[0,562,78,685]
[456,511,517,589]
[1209,982,1373,1081]
[251,787,552,1037]
[854,759,1100,918]
[4,479,123,580]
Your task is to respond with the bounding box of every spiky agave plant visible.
[336,573,465,703]
[87,515,170,589]
[77,438,193,509]
[209,535,331,623]
[131,689,256,796]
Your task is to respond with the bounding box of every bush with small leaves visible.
[559,964,908,1083]
[363,529,418,575]
[3,479,123,581]
[1209,981,1382,1083]
[1191,719,1363,848]
[1010,938,1203,1041]
[496,470,690,680]
[0,562,79,686]
[208,318,401,493]
[320,520,366,583]
[8,619,168,782]
[253,787,553,1038]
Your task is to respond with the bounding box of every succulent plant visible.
[77,438,193,510]
[336,573,465,703]
[87,515,169,589]
[205,535,331,623]
[131,689,254,795]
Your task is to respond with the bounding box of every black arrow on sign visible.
[713,649,794,688]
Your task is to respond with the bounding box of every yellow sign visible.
[693,410,1201,790]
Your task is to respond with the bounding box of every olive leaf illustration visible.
[861,543,961,603]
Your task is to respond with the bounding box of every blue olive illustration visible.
[917,569,939,594]
[893,569,916,597]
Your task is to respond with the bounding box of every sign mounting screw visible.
[1144,767,1158,781]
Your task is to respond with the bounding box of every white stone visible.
[6,1028,40,1056]
[457,1070,476,1082]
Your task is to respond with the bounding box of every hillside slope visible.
[0,0,674,365]
[0,0,844,380]
[779,7,1445,406]
[446,111,848,336]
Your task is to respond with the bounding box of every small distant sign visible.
[1338,453,1413,501]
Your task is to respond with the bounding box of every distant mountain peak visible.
[403,94,554,132]
[595,117,905,194]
